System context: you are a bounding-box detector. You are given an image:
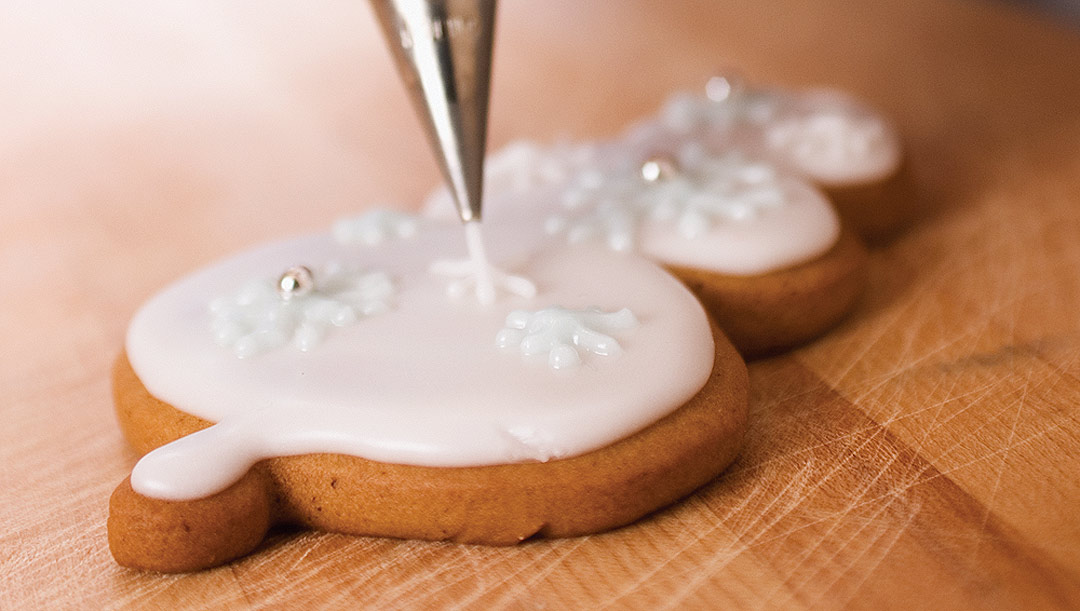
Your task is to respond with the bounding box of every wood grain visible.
[3,0,1080,608]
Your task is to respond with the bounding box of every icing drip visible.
[495,306,639,370]
[430,220,537,305]
[501,425,568,462]
[209,264,394,358]
[131,415,263,500]
[333,208,418,246]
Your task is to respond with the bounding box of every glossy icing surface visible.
[126,221,716,500]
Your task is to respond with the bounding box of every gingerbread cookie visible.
[110,221,749,572]
[640,75,914,241]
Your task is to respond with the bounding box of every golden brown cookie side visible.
[109,319,748,570]
[667,226,868,359]
[822,159,917,244]
[108,470,273,573]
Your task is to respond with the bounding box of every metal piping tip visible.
[370,0,496,224]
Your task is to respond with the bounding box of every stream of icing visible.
[429,220,537,304]
[464,221,496,305]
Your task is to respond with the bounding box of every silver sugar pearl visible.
[705,72,745,103]
[277,265,315,301]
[641,155,681,183]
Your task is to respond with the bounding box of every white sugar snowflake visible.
[658,82,779,135]
[495,306,639,370]
[209,264,394,358]
[545,152,790,250]
[766,112,889,170]
[332,208,418,246]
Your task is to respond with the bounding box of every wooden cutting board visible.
[3,0,1080,608]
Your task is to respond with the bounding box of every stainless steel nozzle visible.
[370,0,496,224]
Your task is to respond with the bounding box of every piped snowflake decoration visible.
[209,264,395,358]
[332,208,418,246]
[766,112,890,170]
[544,151,790,250]
[657,74,780,135]
[495,306,639,370]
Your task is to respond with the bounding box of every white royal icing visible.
[126,221,715,501]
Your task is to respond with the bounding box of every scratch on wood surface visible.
[767,440,907,604]
[973,367,1029,562]
[470,539,591,609]
[662,358,1080,608]
[829,500,924,609]
[372,543,508,606]
[595,462,812,609]
[652,461,822,610]
[769,454,919,606]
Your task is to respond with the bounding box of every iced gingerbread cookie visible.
[109,219,748,572]
[638,74,915,241]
